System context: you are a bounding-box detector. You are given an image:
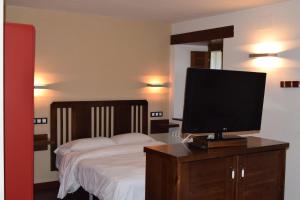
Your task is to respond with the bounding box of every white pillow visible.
[54,137,116,154]
[111,133,155,145]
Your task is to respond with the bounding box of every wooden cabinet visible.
[237,151,286,200]
[144,137,288,200]
[186,156,236,200]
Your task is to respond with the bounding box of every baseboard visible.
[34,181,59,191]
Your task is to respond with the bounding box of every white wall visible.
[171,44,208,118]
[7,6,170,183]
[172,1,300,199]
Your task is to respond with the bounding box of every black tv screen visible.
[182,68,266,134]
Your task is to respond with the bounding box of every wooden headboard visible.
[50,100,148,170]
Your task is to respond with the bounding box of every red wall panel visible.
[4,23,35,200]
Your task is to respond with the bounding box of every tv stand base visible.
[189,135,247,149]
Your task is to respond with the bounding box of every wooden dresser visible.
[144,137,289,200]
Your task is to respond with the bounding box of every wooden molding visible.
[208,40,224,51]
[171,25,234,45]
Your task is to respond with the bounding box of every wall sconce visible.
[249,53,278,58]
[34,85,49,97]
[146,83,168,88]
[34,85,48,89]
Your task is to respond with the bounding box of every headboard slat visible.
[69,108,72,141]
[56,109,60,146]
[96,107,99,137]
[66,108,69,142]
[60,108,64,145]
[137,106,141,132]
[50,100,148,171]
[100,107,103,137]
[111,106,114,137]
[140,106,143,133]
[91,107,94,137]
[131,106,134,132]
[133,106,136,132]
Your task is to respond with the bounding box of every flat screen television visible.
[182,68,266,139]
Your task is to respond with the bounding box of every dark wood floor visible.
[35,188,58,200]
[35,187,95,200]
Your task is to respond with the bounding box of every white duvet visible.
[57,141,164,200]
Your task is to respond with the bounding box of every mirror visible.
[171,39,224,119]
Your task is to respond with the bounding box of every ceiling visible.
[7,0,287,22]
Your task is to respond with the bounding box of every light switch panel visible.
[150,111,163,118]
[34,117,48,124]
[36,118,42,124]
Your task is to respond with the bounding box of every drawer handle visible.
[231,169,235,180]
[241,168,245,178]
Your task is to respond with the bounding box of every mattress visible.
[57,141,164,200]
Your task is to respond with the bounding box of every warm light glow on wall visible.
[251,57,283,70]
[147,77,166,86]
[147,86,165,94]
[34,88,48,97]
[139,75,168,97]
[252,41,283,54]
[247,41,286,71]
[34,72,61,97]
[34,88,45,97]
[34,76,46,87]
[147,77,168,93]
[34,74,48,97]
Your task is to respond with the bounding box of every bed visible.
[50,100,163,200]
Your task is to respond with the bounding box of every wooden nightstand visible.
[150,119,179,134]
[34,134,52,151]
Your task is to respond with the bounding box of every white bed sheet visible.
[56,150,67,169]
[57,141,164,199]
[78,152,146,200]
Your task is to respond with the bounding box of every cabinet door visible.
[237,151,286,200]
[182,156,236,200]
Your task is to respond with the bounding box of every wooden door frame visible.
[170,25,234,45]
[171,26,233,70]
